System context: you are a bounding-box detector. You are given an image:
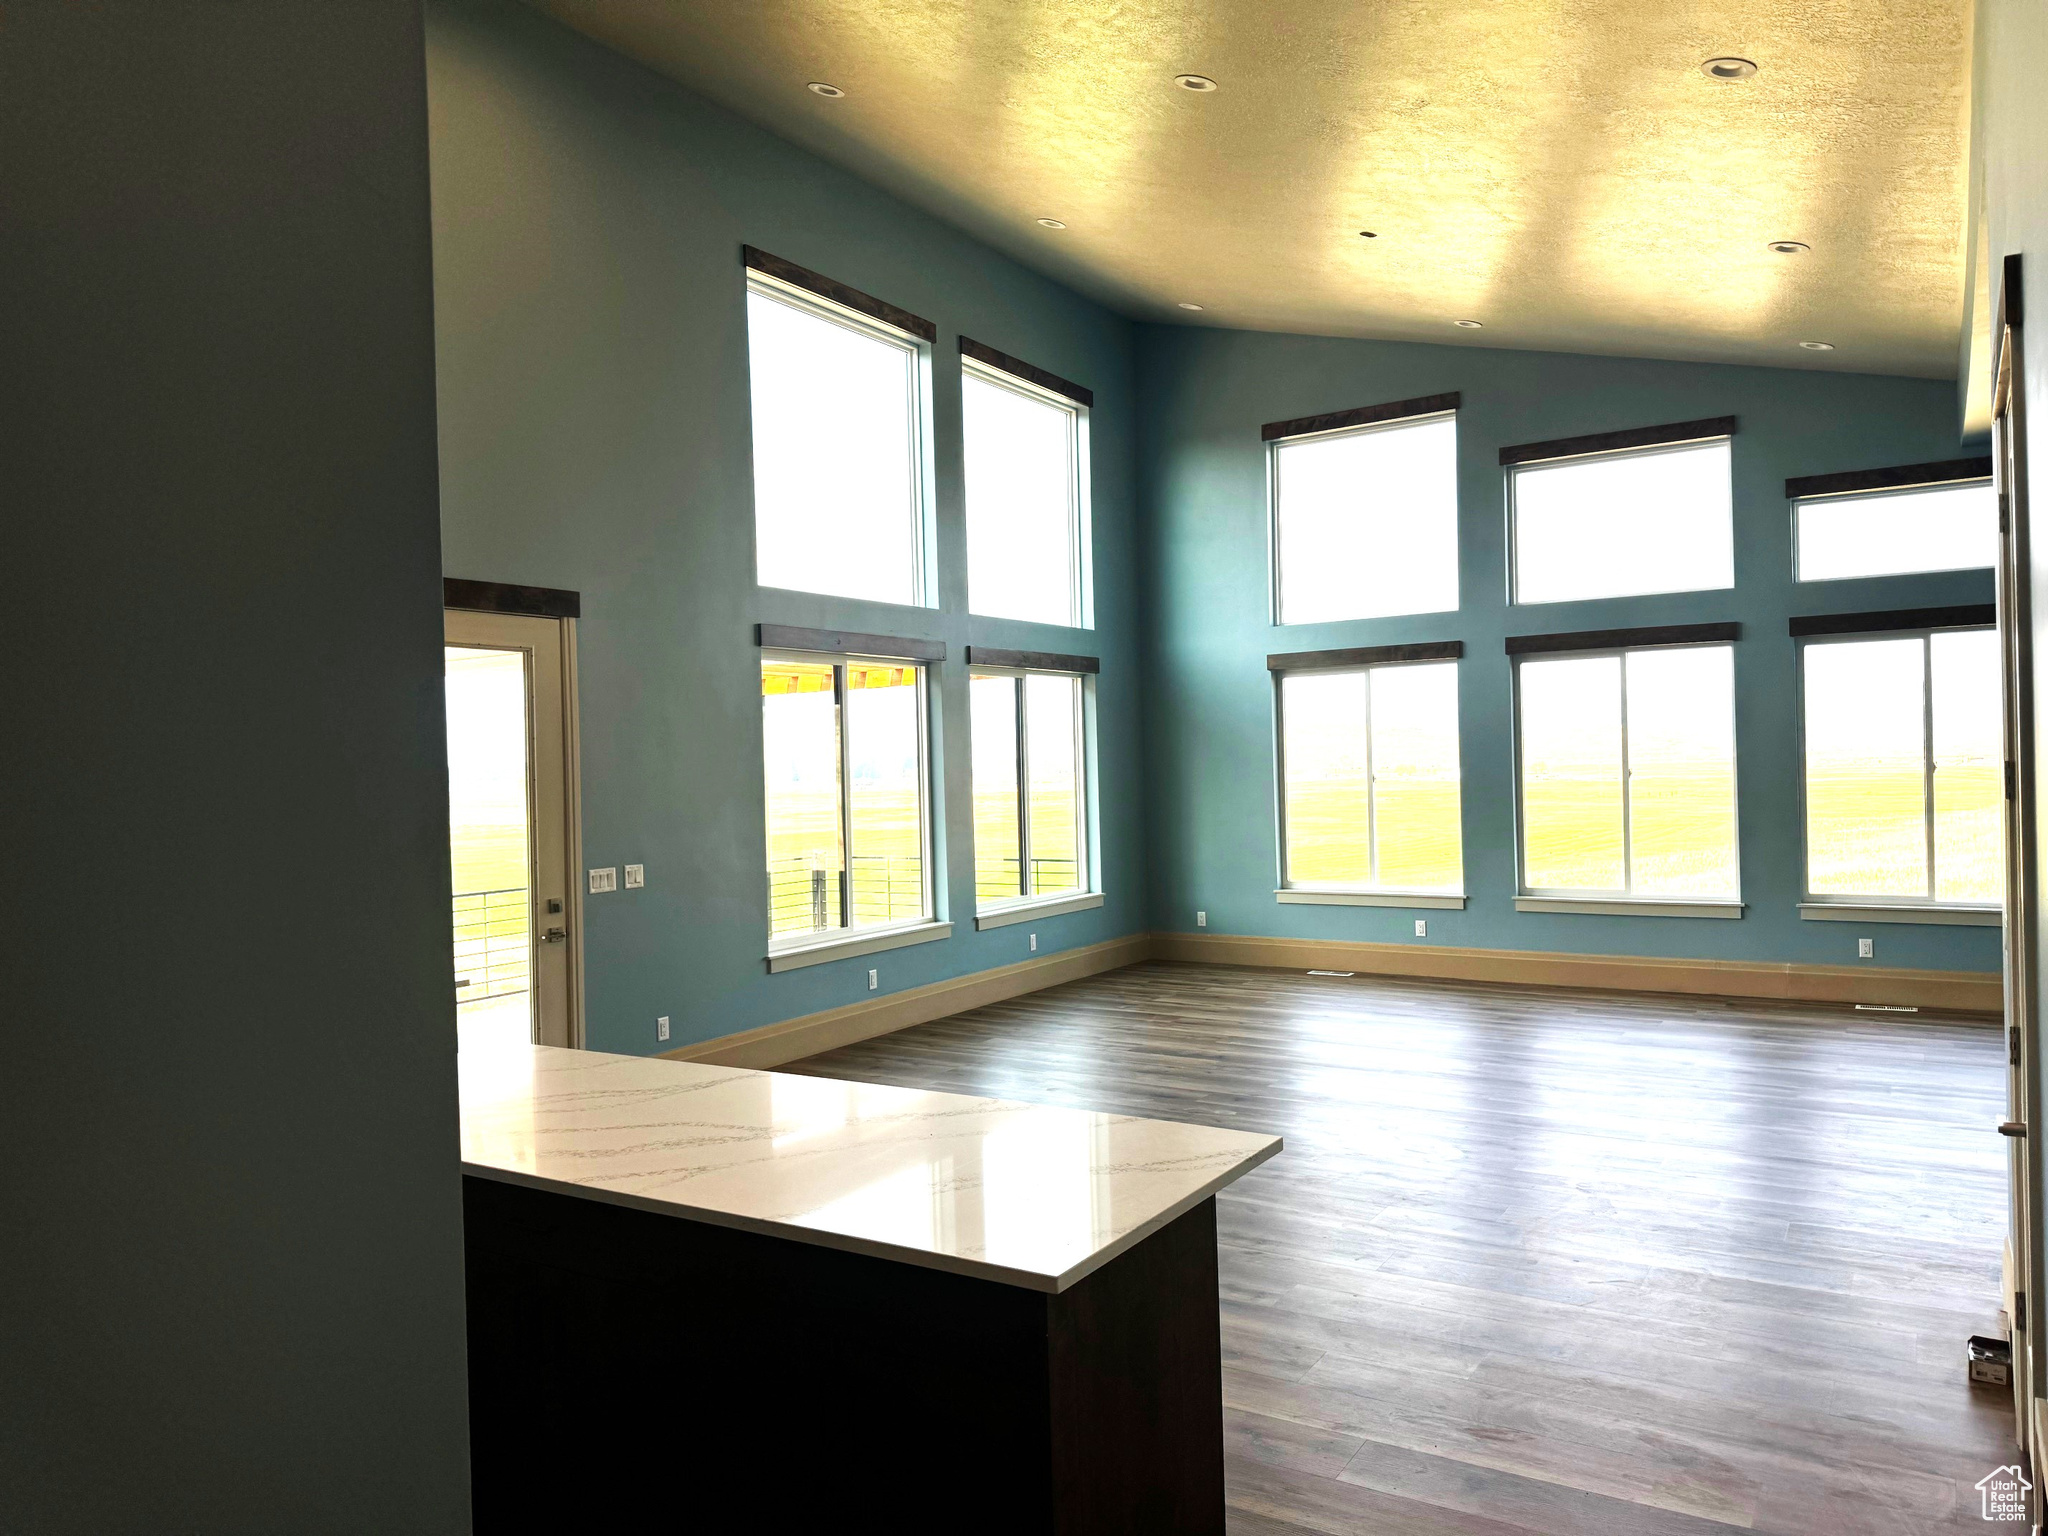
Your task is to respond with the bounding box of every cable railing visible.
[767,854,1080,936]
[769,853,930,936]
[453,886,529,1003]
[975,857,1080,903]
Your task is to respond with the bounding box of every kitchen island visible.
[459,1044,1281,1533]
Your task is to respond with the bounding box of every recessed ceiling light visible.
[1174,74,1218,92]
[1177,302,1205,311]
[806,81,845,98]
[1701,57,1758,81]
[1358,231,1378,239]
[1799,340,1835,351]
[1037,217,1067,229]
[1454,319,1484,329]
[1768,240,1811,255]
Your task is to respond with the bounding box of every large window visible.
[1271,411,1458,624]
[1795,481,1997,582]
[1515,643,1739,900]
[1802,628,2002,905]
[762,655,931,944]
[963,362,1087,626]
[747,279,926,605]
[1278,661,1463,893]
[1511,438,1733,605]
[970,671,1088,907]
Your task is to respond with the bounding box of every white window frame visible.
[1791,477,1997,584]
[961,358,1093,629]
[1511,640,1743,917]
[1507,436,1734,607]
[1796,624,2003,924]
[1267,408,1460,627]
[1272,658,1466,908]
[968,665,1100,928]
[745,272,935,609]
[761,647,947,971]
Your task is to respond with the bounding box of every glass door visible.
[445,608,576,1050]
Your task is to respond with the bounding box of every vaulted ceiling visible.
[533,0,1976,378]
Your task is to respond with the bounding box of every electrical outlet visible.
[1414,919,1428,938]
[656,1015,670,1042]
[588,867,617,894]
[1029,933,1038,952]
[1858,937,1874,959]
[1196,910,1207,928]
[867,968,878,991]
[624,864,645,889]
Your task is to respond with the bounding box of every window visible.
[963,363,1086,626]
[970,671,1088,907]
[746,279,926,605]
[1271,412,1458,624]
[1278,661,1463,893]
[1795,481,1997,582]
[762,655,931,945]
[1511,438,1733,604]
[1802,628,2002,905]
[1515,644,1739,900]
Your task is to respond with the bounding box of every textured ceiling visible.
[532,0,1975,378]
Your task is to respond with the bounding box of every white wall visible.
[1979,0,2048,1455]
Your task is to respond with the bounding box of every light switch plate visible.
[624,864,645,889]
[1858,937,1874,959]
[656,1015,670,1042]
[1414,919,1428,937]
[589,867,618,894]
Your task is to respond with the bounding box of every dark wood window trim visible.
[1499,416,1738,467]
[1262,392,1460,444]
[1788,605,1996,638]
[756,623,945,662]
[1267,640,1463,672]
[444,577,580,620]
[959,339,1091,409]
[1506,622,1739,656]
[964,645,1098,674]
[742,246,937,343]
[1784,458,1994,501]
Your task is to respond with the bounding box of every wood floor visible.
[789,961,2015,1535]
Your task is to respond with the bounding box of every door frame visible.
[445,580,585,1050]
[1994,251,2039,1464]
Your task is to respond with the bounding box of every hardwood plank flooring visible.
[788,961,2014,1535]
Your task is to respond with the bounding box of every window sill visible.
[766,920,952,973]
[1515,896,1744,920]
[1798,902,2001,928]
[974,892,1104,930]
[1275,889,1466,910]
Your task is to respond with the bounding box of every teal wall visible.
[426,0,1147,1053]
[429,0,2001,1064]
[1136,325,1999,973]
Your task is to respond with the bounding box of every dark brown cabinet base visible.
[463,1177,1225,1534]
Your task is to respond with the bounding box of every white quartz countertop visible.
[458,1045,1282,1292]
